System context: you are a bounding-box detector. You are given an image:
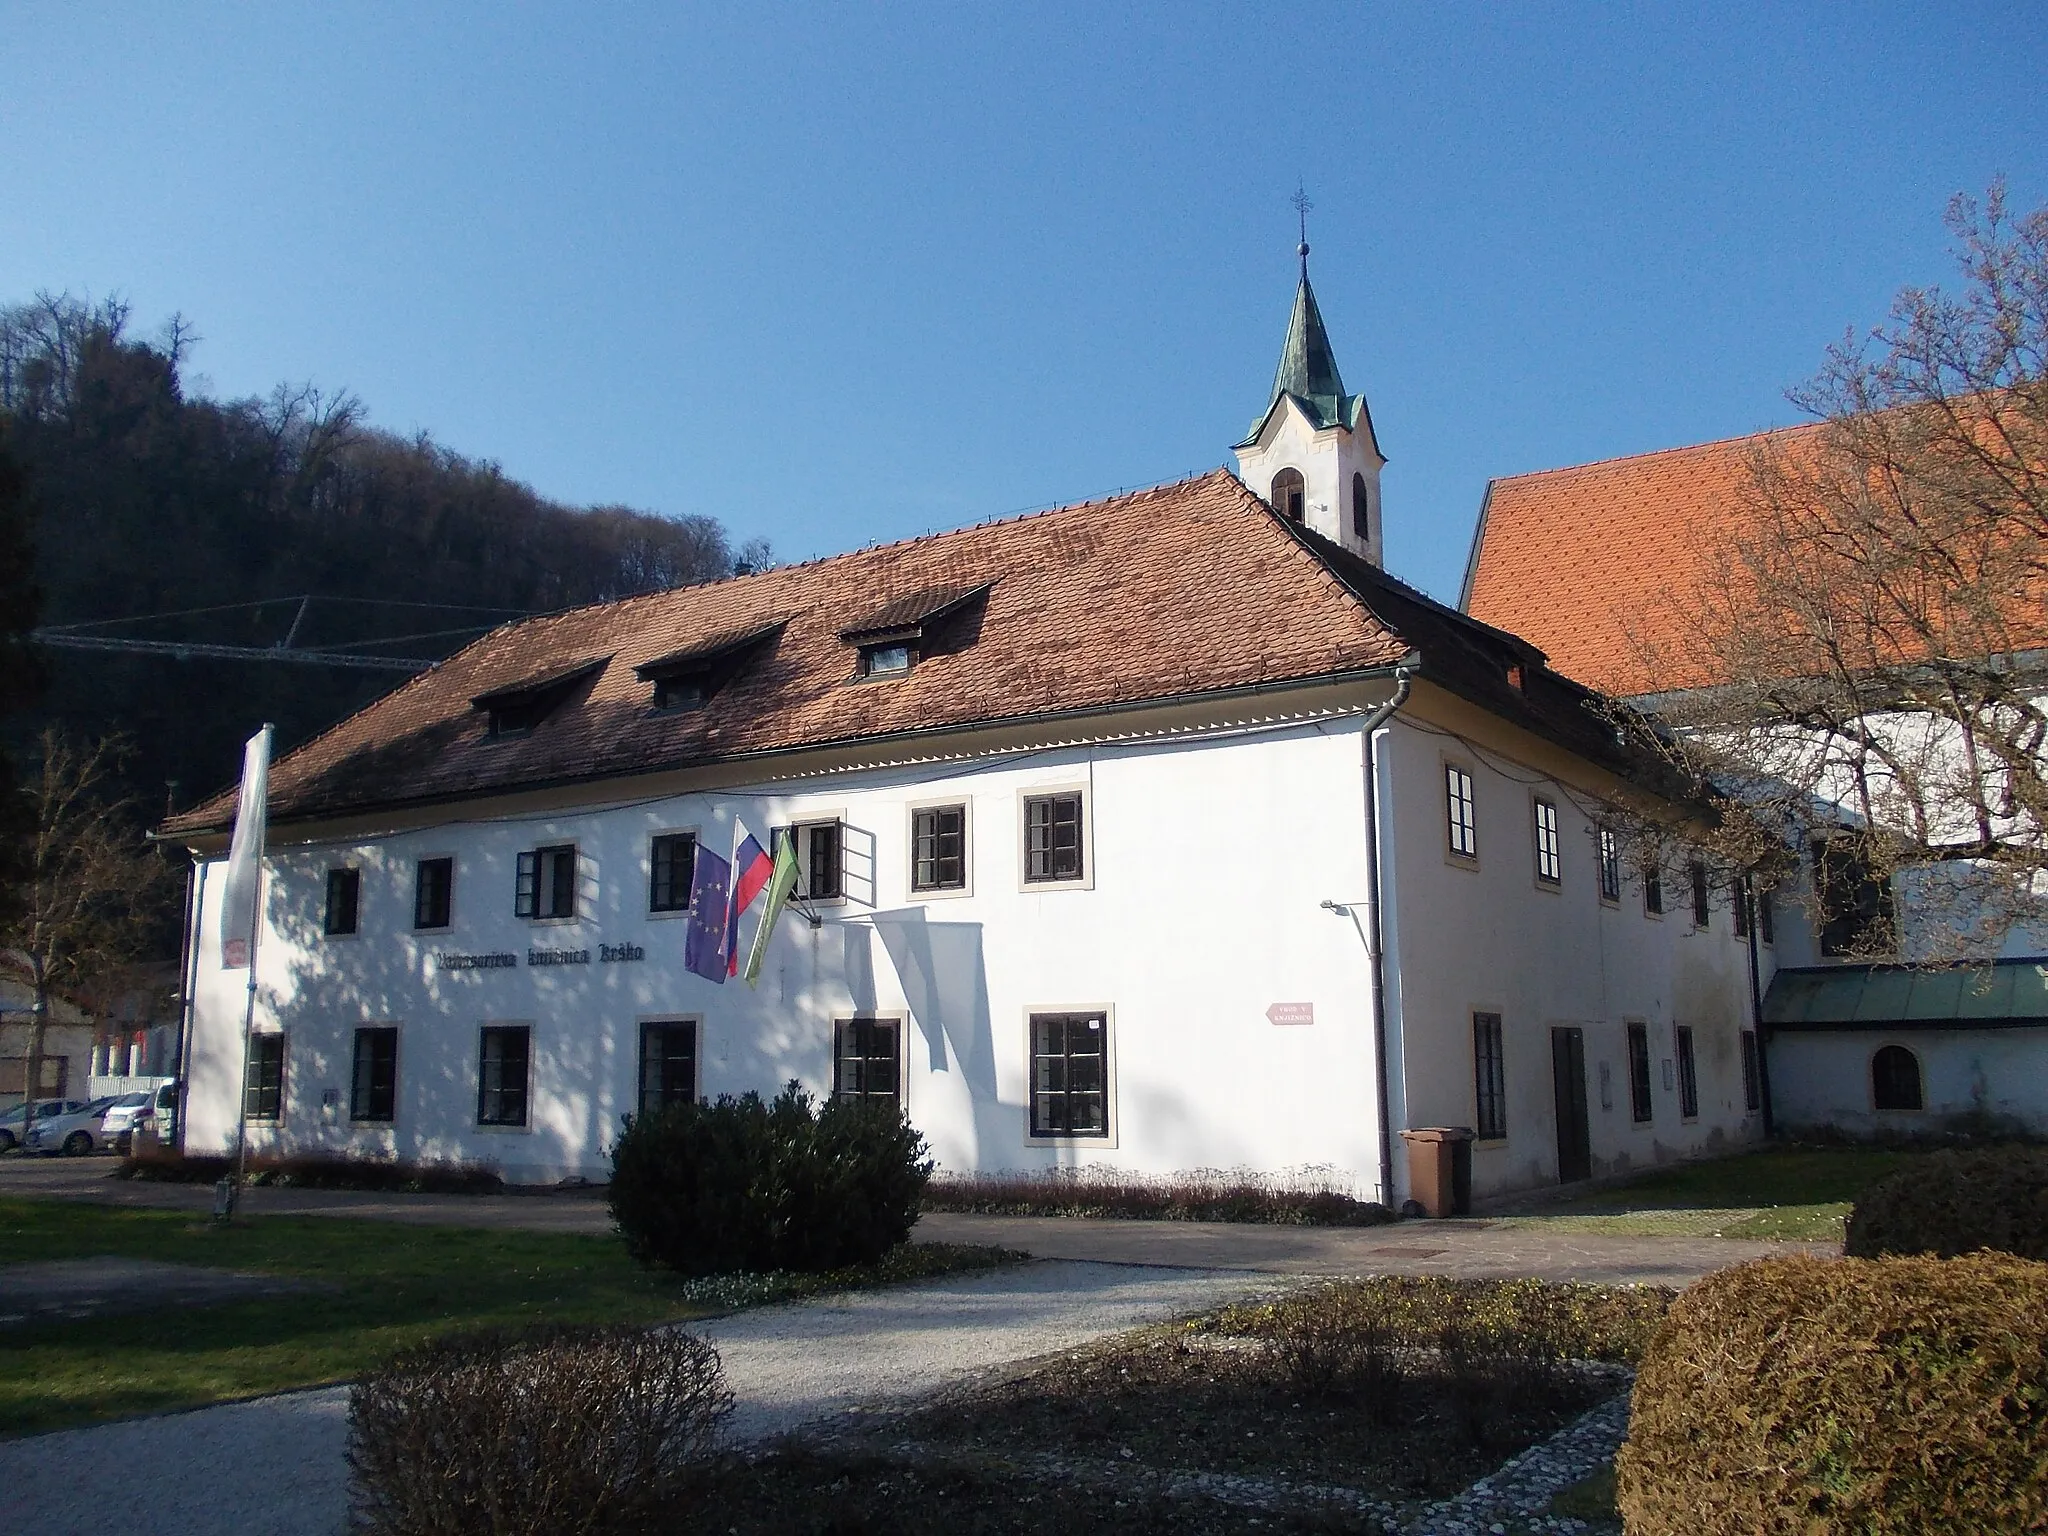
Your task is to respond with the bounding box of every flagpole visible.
[215,723,272,1223]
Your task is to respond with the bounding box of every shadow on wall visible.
[866,908,1003,1169]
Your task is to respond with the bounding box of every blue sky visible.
[6,4,2044,603]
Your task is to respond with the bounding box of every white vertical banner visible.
[217,725,273,969]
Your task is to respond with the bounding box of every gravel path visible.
[0,1260,1275,1536]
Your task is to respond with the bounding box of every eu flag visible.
[683,845,732,983]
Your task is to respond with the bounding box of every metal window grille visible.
[1598,827,1621,902]
[804,821,844,900]
[1626,1022,1654,1123]
[912,805,967,891]
[1030,1013,1108,1136]
[414,858,452,930]
[1689,861,1711,927]
[1533,800,1561,883]
[1675,1026,1699,1119]
[649,834,696,913]
[1740,1029,1761,1113]
[477,1026,530,1126]
[324,868,360,936]
[1445,767,1477,858]
[1473,1012,1507,1140]
[638,1021,697,1116]
[833,1019,901,1106]
[1024,794,1084,883]
[351,1027,398,1122]
[244,1034,286,1123]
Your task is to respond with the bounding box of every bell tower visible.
[1233,206,1385,564]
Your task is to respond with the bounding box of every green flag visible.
[743,831,803,987]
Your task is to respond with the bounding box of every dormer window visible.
[471,657,610,740]
[1271,468,1306,523]
[840,582,994,683]
[635,620,786,714]
[862,643,912,678]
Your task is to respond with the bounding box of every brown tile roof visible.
[1461,427,1824,696]
[166,471,1427,835]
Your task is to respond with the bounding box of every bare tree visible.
[1619,183,2047,958]
[1,732,172,1119]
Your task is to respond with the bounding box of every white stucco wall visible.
[1233,397,1383,564]
[1377,710,1768,1200]
[183,711,1396,1191]
[1770,1027,2048,1137]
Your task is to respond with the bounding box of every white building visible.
[165,259,1767,1201]
[1463,432,2048,1138]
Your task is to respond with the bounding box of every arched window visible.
[1270,468,1305,523]
[1352,473,1371,541]
[1872,1044,1923,1112]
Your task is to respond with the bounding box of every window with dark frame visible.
[653,675,709,712]
[911,805,967,892]
[1675,1025,1699,1119]
[1030,1012,1108,1137]
[1816,837,1896,957]
[1740,1029,1761,1113]
[1689,861,1711,927]
[414,858,453,930]
[1473,1012,1507,1140]
[1270,467,1306,522]
[351,1027,398,1123]
[1733,880,1753,939]
[833,1019,902,1107]
[1626,1022,1654,1123]
[860,643,913,678]
[515,844,577,920]
[245,1034,285,1123]
[638,1021,697,1116]
[649,833,697,913]
[1445,765,1477,859]
[477,1025,530,1127]
[1533,799,1562,884]
[1758,889,1775,945]
[1023,793,1084,883]
[802,820,844,900]
[1598,827,1622,902]
[324,868,360,936]
[1872,1044,1923,1111]
[1643,859,1665,916]
[1351,473,1370,540]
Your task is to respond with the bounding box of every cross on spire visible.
[1292,184,1313,269]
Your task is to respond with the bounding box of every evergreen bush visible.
[608,1081,933,1276]
[1616,1252,2048,1535]
[346,1324,731,1536]
[1843,1145,2048,1259]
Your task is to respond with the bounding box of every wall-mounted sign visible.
[437,952,518,971]
[528,947,591,967]
[600,943,645,964]
[1266,1002,1315,1026]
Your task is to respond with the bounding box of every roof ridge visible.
[1488,420,1824,486]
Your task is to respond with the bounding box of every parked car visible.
[0,1099,86,1154]
[96,1091,154,1152]
[126,1080,180,1153]
[26,1096,123,1156]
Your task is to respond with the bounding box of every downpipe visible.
[1359,663,1416,1206]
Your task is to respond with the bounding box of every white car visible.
[0,1099,85,1154]
[26,1096,126,1156]
[96,1092,156,1151]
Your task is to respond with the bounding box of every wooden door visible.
[1551,1026,1592,1183]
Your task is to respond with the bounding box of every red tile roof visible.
[166,471,1424,835]
[1461,427,1824,695]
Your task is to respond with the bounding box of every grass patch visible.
[1492,1144,1930,1242]
[924,1170,1391,1226]
[1549,1463,1618,1520]
[0,1199,1019,1437]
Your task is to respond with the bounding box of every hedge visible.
[1616,1252,2048,1535]
[1844,1145,2048,1260]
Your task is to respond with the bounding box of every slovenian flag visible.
[217,724,273,969]
[682,845,732,984]
[743,831,802,988]
[726,819,775,977]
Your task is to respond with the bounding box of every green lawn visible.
[1492,1144,1926,1241]
[0,1199,1017,1436]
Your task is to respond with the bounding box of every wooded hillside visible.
[1,294,759,814]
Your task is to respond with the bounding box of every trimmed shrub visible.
[609,1081,933,1276]
[119,1151,504,1193]
[924,1167,1393,1226]
[347,1324,731,1536]
[1844,1145,2048,1260]
[1616,1252,2048,1535]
